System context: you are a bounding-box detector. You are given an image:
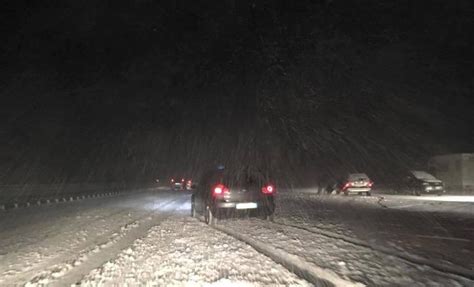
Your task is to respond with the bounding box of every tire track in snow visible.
[52,214,175,286]
[0,192,145,252]
[0,200,141,282]
[211,222,361,287]
[23,196,185,287]
[4,195,186,286]
[271,220,474,281]
[0,207,129,253]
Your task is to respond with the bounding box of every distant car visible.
[170,178,185,190]
[185,179,194,190]
[404,170,445,196]
[191,166,276,225]
[333,173,373,196]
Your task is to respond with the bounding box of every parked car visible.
[332,173,373,196]
[170,178,185,190]
[404,170,445,196]
[185,179,194,190]
[191,166,275,225]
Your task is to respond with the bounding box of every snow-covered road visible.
[80,217,311,287]
[0,189,188,286]
[0,188,473,286]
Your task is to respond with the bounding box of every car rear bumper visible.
[216,202,259,209]
[345,187,371,193]
[422,186,445,193]
[215,198,274,211]
[216,202,240,208]
[216,201,262,208]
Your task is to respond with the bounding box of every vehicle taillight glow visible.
[171,178,175,183]
[367,181,373,187]
[262,185,275,194]
[213,184,229,195]
[343,182,352,189]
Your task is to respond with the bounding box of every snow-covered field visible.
[0,187,473,286]
[294,188,474,212]
[276,190,474,278]
[378,194,474,214]
[218,218,471,286]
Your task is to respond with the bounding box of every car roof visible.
[410,170,437,180]
[348,173,369,179]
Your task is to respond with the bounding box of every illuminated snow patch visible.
[413,195,474,203]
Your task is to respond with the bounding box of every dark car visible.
[329,173,373,196]
[404,170,445,196]
[191,166,276,225]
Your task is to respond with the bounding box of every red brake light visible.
[213,184,229,195]
[262,185,275,194]
[181,178,185,182]
[367,181,373,187]
[343,182,352,189]
[171,178,175,183]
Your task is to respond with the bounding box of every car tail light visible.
[181,178,185,182]
[367,181,373,187]
[343,182,352,190]
[171,178,175,183]
[262,185,275,194]
[213,184,229,195]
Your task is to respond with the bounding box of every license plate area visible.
[236,202,258,209]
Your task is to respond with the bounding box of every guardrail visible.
[0,183,164,211]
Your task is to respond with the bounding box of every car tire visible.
[191,202,197,218]
[259,209,274,221]
[205,206,216,225]
[413,189,421,196]
[343,191,349,196]
[366,192,371,196]
[266,213,274,221]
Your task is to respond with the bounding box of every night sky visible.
[1,0,473,185]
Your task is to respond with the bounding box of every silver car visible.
[336,173,373,196]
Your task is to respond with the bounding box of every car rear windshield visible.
[411,171,437,180]
[213,169,269,188]
[348,173,370,181]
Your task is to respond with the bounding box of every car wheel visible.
[259,208,274,221]
[343,191,349,196]
[205,206,216,225]
[266,213,274,221]
[413,189,421,196]
[366,191,371,196]
[191,202,197,218]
